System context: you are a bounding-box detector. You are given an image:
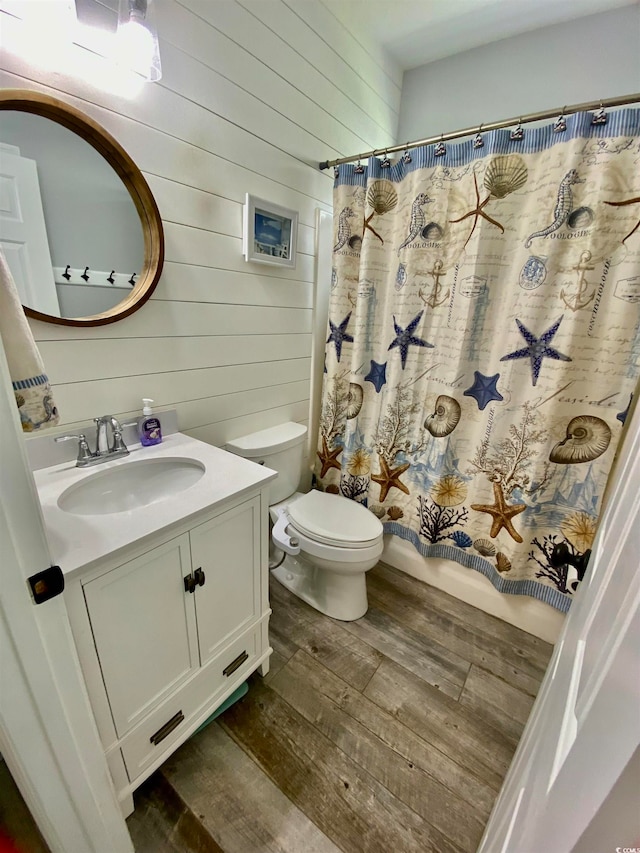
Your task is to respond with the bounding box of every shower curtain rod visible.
[318,92,640,170]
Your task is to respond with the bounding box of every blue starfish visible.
[617,393,633,425]
[387,311,434,369]
[500,317,571,386]
[364,360,387,392]
[463,371,504,410]
[327,312,353,362]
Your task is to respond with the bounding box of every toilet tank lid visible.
[225,422,307,457]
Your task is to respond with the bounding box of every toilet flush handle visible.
[272,507,301,556]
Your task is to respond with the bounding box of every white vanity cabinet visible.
[63,488,271,816]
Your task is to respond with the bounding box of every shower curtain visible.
[316,108,640,612]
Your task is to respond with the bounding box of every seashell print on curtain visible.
[317,109,640,612]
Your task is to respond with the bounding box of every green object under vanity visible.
[193,682,249,736]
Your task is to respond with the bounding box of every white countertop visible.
[34,433,277,577]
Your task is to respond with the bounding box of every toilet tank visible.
[225,422,307,504]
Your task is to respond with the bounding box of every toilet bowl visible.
[225,424,383,621]
[270,490,384,620]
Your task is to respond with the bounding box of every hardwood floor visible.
[128,563,553,853]
[0,758,50,853]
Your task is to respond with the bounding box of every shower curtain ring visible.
[380,150,391,168]
[554,107,567,133]
[402,144,412,164]
[510,118,524,141]
[473,124,485,148]
[592,100,607,125]
[434,134,446,157]
[354,158,365,173]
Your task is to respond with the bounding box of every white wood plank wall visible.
[0,0,401,447]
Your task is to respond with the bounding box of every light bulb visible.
[115,0,162,82]
[117,19,154,77]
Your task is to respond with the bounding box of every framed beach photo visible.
[243,194,298,268]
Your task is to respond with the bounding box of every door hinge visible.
[28,566,64,604]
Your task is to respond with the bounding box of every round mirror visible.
[0,89,164,326]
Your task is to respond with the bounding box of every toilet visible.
[225,422,384,621]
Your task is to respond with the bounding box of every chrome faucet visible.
[56,415,137,467]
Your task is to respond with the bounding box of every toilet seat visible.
[283,521,384,564]
[287,490,383,549]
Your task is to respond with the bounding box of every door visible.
[190,496,261,666]
[0,146,60,315]
[0,337,133,851]
[83,534,200,737]
[478,399,640,853]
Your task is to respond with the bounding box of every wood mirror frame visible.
[0,89,164,327]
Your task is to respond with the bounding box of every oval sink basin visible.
[57,457,206,516]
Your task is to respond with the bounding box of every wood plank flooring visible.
[128,563,553,853]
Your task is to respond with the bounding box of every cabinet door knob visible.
[194,567,206,587]
[184,573,196,594]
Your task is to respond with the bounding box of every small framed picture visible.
[243,194,298,268]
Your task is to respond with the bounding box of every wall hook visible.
[128,273,137,286]
[62,265,71,281]
[81,266,90,282]
[107,270,116,284]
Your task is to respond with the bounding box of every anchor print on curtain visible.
[316,109,640,612]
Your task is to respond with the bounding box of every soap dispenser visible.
[138,398,162,446]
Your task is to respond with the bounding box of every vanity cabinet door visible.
[83,534,199,738]
[189,496,261,667]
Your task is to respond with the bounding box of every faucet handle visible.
[112,421,137,453]
[55,433,93,465]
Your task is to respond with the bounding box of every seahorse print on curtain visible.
[317,109,640,613]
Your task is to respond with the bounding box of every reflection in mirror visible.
[0,89,163,327]
[0,111,144,319]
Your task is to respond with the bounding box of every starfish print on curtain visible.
[605,194,640,244]
[449,171,506,249]
[327,312,353,362]
[365,360,387,392]
[463,371,504,410]
[387,311,434,369]
[317,436,342,478]
[500,317,571,386]
[471,482,527,543]
[371,456,410,502]
[318,107,640,614]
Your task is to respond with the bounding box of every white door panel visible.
[479,400,640,853]
[0,149,59,315]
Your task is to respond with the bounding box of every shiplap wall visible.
[0,0,401,447]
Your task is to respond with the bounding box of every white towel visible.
[0,249,59,431]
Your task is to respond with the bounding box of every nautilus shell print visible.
[424,395,462,437]
[346,383,364,419]
[549,415,612,464]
